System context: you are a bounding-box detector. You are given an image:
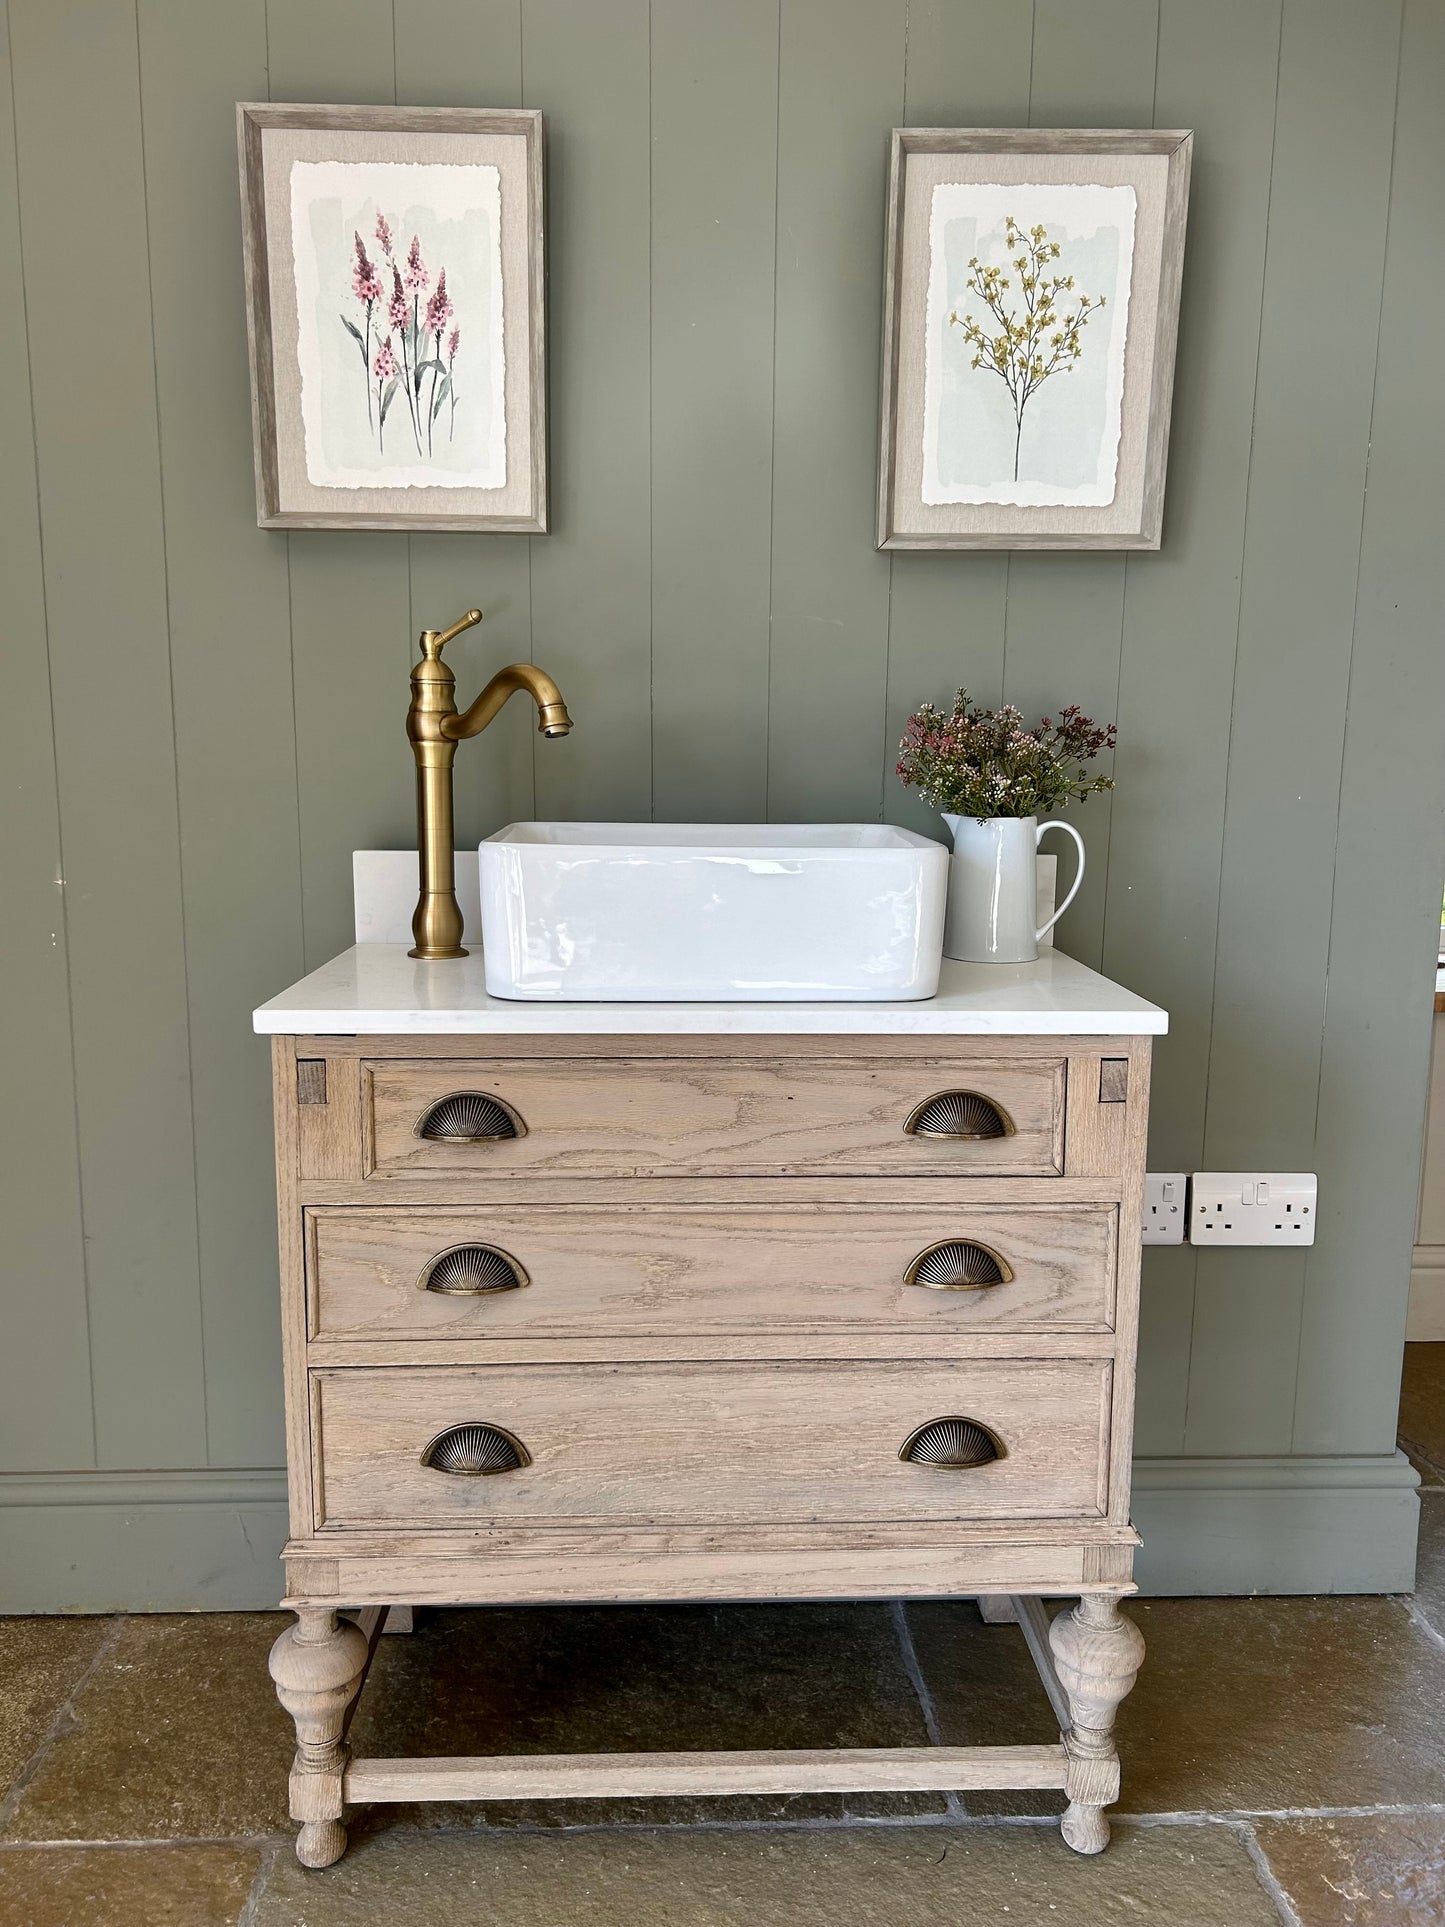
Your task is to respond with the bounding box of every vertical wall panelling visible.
[1292,0,1445,1458]
[8,0,206,1468]
[1184,0,1403,1458]
[395,0,536,843]
[649,0,779,821]
[137,0,297,1466]
[1110,0,1282,1455]
[1000,0,1160,972]
[882,0,1032,843]
[266,1,415,968]
[0,0,93,1471]
[0,0,1439,1605]
[766,0,905,822]
[523,0,653,822]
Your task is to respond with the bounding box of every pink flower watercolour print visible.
[342,224,462,456]
[289,158,505,491]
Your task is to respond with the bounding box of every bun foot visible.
[297,1819,348,1869]
[1061,1799,1111,1855]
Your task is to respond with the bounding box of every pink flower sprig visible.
[374,210,393,257]
[373,338,398,381]
[447,325,460,361]
[387,264,409,333]
[403,235,429,294]
[425,267,452,339]
[351,232,381,305]
[896,690,1116,821]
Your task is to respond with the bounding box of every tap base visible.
[407,945,469,960]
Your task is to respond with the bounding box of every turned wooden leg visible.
[269,1609,371,1869]
[1048,1593,1145,1856]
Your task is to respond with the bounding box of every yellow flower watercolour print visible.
[922,182,1135,509]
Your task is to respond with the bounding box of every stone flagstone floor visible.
[1,1344,1442,1926]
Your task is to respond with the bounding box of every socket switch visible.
[1190,1172,1317,1247]
[1142,1173,1188,1245]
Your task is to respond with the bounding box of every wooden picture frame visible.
[237,103,547,532]
[877,129,1192,551]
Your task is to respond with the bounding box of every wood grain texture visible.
[311,1357,1112,1528]
[306,1200,1118,1340]
[364,1054,1067,1178]
[0,0,93,1471]
[284,1538,1095,1606]
[347,1743,1069,1801]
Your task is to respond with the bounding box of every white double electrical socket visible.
[1142,1173,1188,1245]
[1190,1172,1317,1247]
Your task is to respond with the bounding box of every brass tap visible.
[406,610,574,959]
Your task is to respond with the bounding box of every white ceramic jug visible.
[940,814,1085,964]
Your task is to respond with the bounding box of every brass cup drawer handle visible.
[903,1238,1012,1291]
[420,1423,531,1476]
[900,1417,1006,1469]
[414,1092,527,1142]
[418,1243,530,1296]
[902,1090,1015,1140]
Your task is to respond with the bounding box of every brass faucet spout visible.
[405,614,574,960]
[442,664,575,743]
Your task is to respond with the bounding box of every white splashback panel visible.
[353,851,482,946]
[351,848,1052,951]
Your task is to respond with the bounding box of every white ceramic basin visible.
[478,823,948,1002]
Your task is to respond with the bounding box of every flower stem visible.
[363,304,373,433]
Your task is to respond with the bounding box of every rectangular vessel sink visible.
[478,823,948,1002]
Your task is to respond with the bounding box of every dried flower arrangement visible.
[340,214,462,457]
[897,690,1116,821]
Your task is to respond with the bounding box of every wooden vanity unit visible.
[254,946,1165,1867]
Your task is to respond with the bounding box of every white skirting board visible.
[0,1455,1419,1611]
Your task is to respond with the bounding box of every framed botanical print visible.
[877,128,1192,551]
[237,104,546,532]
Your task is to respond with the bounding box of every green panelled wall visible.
[1,0,1442,1607]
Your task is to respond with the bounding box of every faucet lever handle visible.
[421,608,484,659]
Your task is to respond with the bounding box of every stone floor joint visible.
[0,1613,126,1838]
[1233,1817,1309,1927]
[236,1837,284,1927]
[888,1598,967,1820]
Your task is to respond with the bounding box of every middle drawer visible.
[306,1202,1117,1341]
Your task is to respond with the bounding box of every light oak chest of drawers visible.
[260,1000,1158,1869]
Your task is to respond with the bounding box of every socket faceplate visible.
[1190,1172,1317,1246]
[1143,1173,1188,1245]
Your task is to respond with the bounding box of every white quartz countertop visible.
[253,944,1168,1037]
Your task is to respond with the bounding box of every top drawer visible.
[361,1057,1066,1179]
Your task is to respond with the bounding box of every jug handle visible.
[1036,820,1085,943]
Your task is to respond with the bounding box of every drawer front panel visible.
[363,1058,1065,1179]
[308,1204,1116,1340]
[312,1359,1110,1527]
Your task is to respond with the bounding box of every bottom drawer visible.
[312,1359,1111,1529]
